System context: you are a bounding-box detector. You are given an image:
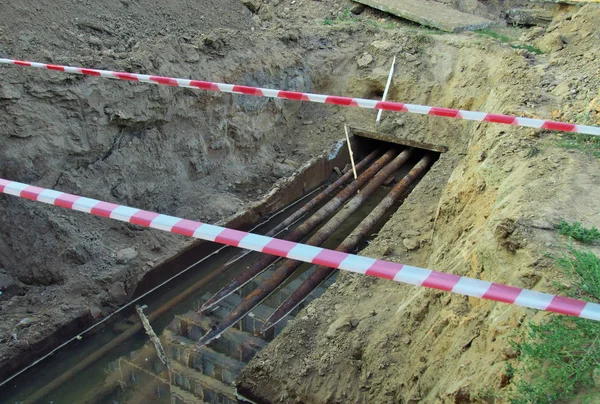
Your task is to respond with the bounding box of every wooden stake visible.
[344,125,358,181]
[376,55,396,125]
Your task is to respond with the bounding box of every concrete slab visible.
[353,0,495,32]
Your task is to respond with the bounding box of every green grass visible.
[557,221,600,244]
[322,6,358,25]
[475,29,544,55]
[556,133,600,158]
[508,248,600,403]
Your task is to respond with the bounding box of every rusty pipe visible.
[222,149,380,268]
[197,150,413,347]
[199,149,396,312]
[262,154,433,332]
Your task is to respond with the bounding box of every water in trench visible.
[1,140,438,404]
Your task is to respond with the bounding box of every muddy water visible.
[1,192,319,403]
[2,148,433,403]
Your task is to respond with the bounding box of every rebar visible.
[199,149,396,312]
[262,155,433,331]
[198,150,413,347]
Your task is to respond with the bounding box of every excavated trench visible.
[3,1,594,401]
[1,134,440,403]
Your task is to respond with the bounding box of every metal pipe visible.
[198,150,413,347]
[262,155,433,331]
[199,149,396,312]
[223,149,380,269]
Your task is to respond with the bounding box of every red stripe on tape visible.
[376,101,407,112]
[171,219,203,237]
[113,72,139,81]
[14,60,31,66]
[54,194,80,209]
[80,68,101,76]
[325,96,355,106]
[90,202,120,218]
[542,121,577,132]
[365,260,403,280]
[189,80,215,90]
[46,64,65,71]
[0,179,10,192]
[130,210,160,226]
[313,250,349,268]
[150,76,179,86]
[262,238,297,257]
[278,91,307,101]
[422,271,461,291]
[429,107,460,118]
[232,85,263,96]
[547,296,587,317]
[215,228,248,247]
[20,186,45,201]
[484,114,516,125]
[482,283,522,304]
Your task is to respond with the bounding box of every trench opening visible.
[0,134,441,403]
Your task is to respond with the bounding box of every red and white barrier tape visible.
[1,58,599,136]
[1,178,599,321]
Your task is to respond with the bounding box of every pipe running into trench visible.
[223,148,381,267]
[201,149,380,309]
[198,149,413,347]
[262,154,433,331]
[199,149,395,312]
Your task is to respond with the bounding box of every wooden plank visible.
[353,0,494,32]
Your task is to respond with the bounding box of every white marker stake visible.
[376,56,396,125]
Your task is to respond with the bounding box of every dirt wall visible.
[238,4,600,403]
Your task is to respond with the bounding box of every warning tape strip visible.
[1,58,599,136]
[1,178,599,321]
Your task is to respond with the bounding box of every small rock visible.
[326,315,351,338]
[17,318,32,329]
[371,40,395,51]
[357,53,373,68]
[109,282,128,305]
[0,84,22,100]
[116,248,138,264]
[405,53,417,62]
[503,346,518,359]
[89,306,103,319]
[242,0,261,13]
[0,272,24,299]
[88,35,103,48]
[283,159,299,168]
[350,4,365,14]
[272,162,295,178]
[536,32,564,53]
[403,238,420,251]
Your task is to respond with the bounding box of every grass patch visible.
[556,133,600,158]
[508,248,600,403]
[322,7,358,25]
[557,220,600,244]
[475,29,544,55]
